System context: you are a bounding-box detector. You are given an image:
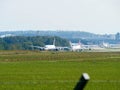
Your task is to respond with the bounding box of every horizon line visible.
[0,29,119,35]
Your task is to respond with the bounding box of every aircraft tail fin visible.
[53,38,55,45]
[69,41,72,47]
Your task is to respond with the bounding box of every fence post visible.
[74,73,90,90]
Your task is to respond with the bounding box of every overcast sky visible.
[0,0,120,34]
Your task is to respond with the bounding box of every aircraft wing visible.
[30,45,45,50]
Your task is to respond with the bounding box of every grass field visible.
[0,50,120,90]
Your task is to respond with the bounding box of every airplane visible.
[69,41,103,51]
[31,38,58,51]
[101,41,120,49]
[69,41,82,51]
[44,38,56,50]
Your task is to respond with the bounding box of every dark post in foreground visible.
[74,73,90,90]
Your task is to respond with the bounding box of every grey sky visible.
[0,0,120,34]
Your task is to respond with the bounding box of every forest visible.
[0,36,69,50]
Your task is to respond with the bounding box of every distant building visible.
[115,32,120,40]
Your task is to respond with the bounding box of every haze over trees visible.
[0,31,120,50]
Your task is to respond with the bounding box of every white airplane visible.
[44,38,56,50]
[31,38,57,51]
[69,41,102,51]
[100,42,110,48]
[69,41,82,51]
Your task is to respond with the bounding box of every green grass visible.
[0,50,120,90]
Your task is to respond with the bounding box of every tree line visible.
[0,36,70,50]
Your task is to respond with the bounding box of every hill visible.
[0,30,119,45]
[0,30,115,40]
